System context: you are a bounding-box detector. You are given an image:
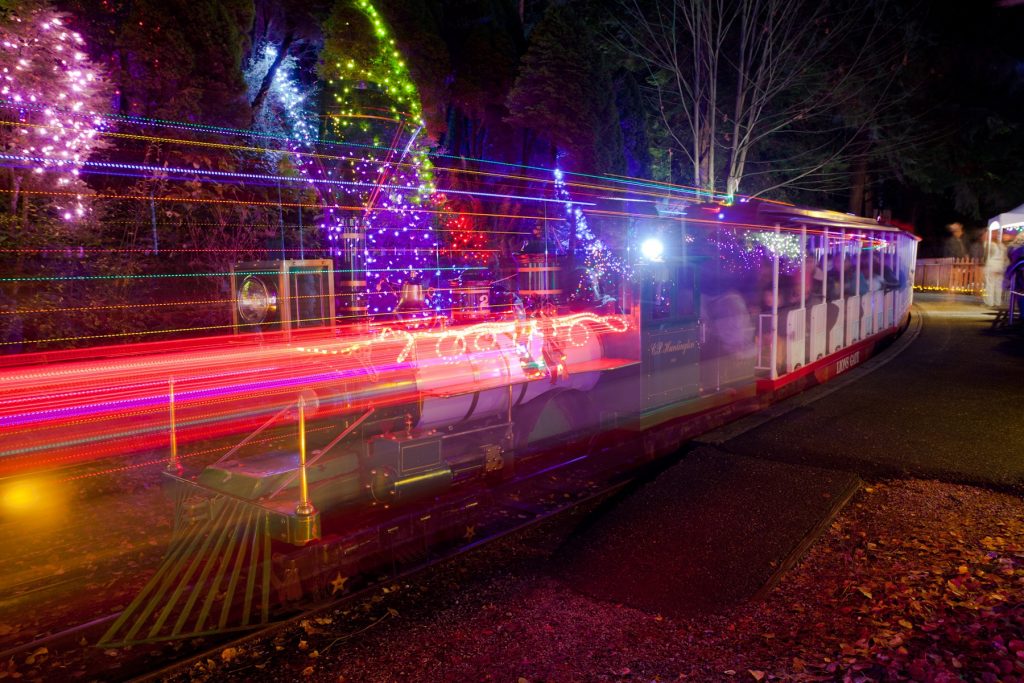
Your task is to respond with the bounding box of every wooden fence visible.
[913,257,984,295]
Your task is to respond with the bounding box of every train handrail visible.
[266,407,376,500]
[211,403,293,467]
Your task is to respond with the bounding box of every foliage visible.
[319,0,446,315]
[319,1,379,84]
[0,0,109,221]
[892,1,1024,228]
[351,0,450,144]
[506,1,624,175]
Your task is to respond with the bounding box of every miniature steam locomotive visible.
[94,199,917,646]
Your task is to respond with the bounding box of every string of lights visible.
[0,100,746,206]
[0,151,597,207]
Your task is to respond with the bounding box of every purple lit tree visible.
[317,0,446,318]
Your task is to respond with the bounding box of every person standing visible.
[943,222,968,258]
[984,239,1007,307]
[1005,234,1024,322]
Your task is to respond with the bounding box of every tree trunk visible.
[117,49,129,116]
[250,32,295,119]
[848,155,869,216]
[727,142,750,197]
[10,174,21,216]
[727,4,748,199]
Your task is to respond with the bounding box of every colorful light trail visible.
[0,311,634,478]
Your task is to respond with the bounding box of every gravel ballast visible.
[170,478,1024,683]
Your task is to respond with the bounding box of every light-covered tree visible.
[0,0,109,222]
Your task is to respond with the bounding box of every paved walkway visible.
[705,293,1024,490]
[555,293,1024,615]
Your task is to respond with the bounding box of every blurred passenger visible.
[867,255,885,292]
[839,253,875,296]
[520,223,554,255]
[984,239,1007,307]
[700,262,756,389]
[1004,234,1024,320]
[826,261,844,300]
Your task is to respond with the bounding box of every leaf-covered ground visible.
[171,479,1024,683]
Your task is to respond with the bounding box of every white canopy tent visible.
[987,202,1024,257]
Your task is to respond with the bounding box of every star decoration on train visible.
[330,572,348,595]
[464,524,477,541]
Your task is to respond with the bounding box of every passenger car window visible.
[677,268,696,317]
[652,280,674,319]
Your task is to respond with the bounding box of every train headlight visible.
[640,237,665,262]
[237,275,277,325]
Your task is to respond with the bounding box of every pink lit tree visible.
[0,0,109,226]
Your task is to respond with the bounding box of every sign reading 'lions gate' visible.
[835,350,861,374]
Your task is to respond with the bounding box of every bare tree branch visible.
[609,0,912,200]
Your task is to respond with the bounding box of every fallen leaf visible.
[749,670,765,681]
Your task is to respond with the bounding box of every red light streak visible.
[0,313,633,479]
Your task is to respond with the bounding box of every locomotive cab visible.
[635,221,703,411]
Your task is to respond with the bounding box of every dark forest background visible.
[2,0,1024,349]
[37,0,1024,242]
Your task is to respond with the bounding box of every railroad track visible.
[0,435,653,681]
[133,477,631,682]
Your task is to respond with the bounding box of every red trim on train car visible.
[755,325,897,395]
